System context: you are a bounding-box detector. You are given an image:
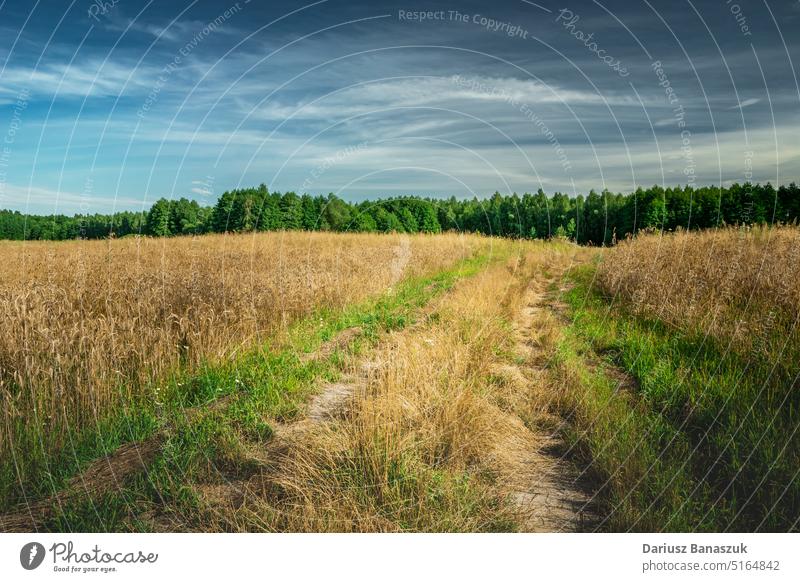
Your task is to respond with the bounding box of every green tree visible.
[372,207,404,232]
[169,198,202,234]
[396,206,418,233]
[322,194,352,231]
[146,198,172,237]
[280,192,303,230]
[210,191,236,233]
[415,202,441,233]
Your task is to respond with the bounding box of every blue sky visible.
[0,0,798,214]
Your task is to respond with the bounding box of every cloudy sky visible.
[0,0,798,214]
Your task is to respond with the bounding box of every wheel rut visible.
[501,271,598,532]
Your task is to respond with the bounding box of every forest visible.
[1,182,798,245]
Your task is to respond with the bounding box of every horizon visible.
[0,0,798,215]
[1,179,797,217]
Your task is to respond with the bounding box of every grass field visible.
[0,228,797,532]
[545,226,800,532]
[0,232,485,510]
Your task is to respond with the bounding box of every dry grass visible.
[0,231,485,484]
[550,226,800,530]
[211,242,588,532]
[598,225,800,354]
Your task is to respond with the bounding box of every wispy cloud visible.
[103,12,243,43]
[0,59,158,98]
[0,183,145,213]
[730,98,761,110]
[251,75,633,123]
[0,0,798,211]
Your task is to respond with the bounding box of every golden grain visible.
[0,232,484,464]
[598,226,800,353]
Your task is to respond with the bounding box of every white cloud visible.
[0,59,154,97]
[0,59,159,98]
[730,98,761,110]
[251,76,634,123]
[0,182,146,213]
[104,13,243,43]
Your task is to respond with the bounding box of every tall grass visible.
[205,242,578,532]
[0,232,485,507]
[553,226,800,531]
[599,225,800,360]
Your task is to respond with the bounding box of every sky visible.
[0,0,798,214]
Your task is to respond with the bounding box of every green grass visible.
[550,265,800,532]
[3,249,498,530]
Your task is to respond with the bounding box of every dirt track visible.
[2,250,600,533]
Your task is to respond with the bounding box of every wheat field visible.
[0,232,486,488]
[571,226,800,530]
[3,226,798,532]
[598,226,800,355]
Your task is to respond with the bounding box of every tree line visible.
[1,182,798,245]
